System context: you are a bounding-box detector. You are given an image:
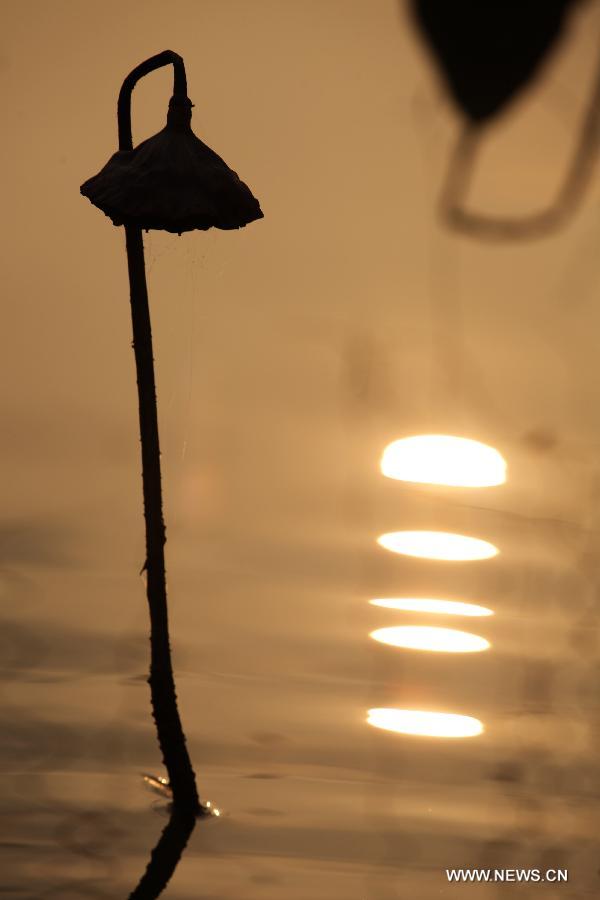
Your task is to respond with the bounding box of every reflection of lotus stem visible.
[129,809,195,899]
[120,53,201,820]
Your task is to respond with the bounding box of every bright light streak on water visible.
[367,708,484,738]
[377,531,498,561]
[370,625,490,652]
[369,598,493,616]
[380,435,507,487]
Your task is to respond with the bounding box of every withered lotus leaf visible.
[81,96,263,233]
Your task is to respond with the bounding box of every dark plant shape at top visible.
[410,0,582,123]
[408,0,600,239]
[81,58,262,232]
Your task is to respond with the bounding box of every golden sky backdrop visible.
[3,2,600,896]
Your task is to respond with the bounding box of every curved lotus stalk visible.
[81,51,263,233]
[79,51,263,834]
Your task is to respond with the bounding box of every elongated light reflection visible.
[368,708,484,738]
[370,625,490,652]
[381,435,506,487]
[377,531,498,561]
[370,597,493,616]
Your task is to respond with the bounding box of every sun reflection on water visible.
[380,434,506,487]
[377,530,499,561]
[370,597,493,616]
[370,625,490,652]
[367,708,484,738]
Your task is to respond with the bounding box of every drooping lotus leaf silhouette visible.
[80,49,262,847]
[81,51,263,234]
[81,92,263,233]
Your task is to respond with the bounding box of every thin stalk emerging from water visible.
[125,222,201,820]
